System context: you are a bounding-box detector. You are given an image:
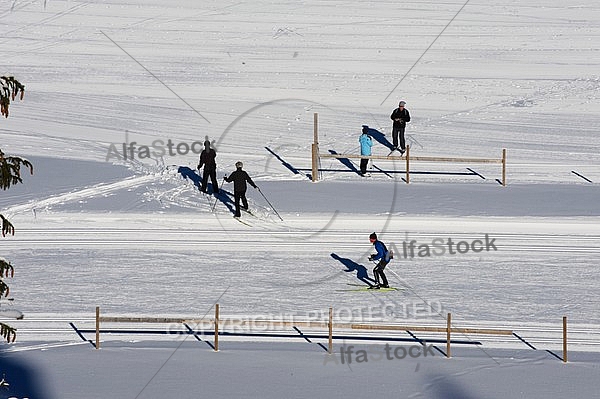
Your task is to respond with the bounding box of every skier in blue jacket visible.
[359,126,373,176]
[368,232,391,289]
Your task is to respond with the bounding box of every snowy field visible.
[1,0,600,398]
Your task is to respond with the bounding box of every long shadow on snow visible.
[212,187,238,215]
[363,125,394,150]
[177,166,218,194]
[330,253,376,286]
[264,146,307,178]
[0,354,53,399]
[328,150,361,176]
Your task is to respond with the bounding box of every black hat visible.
[369,232,377,240]
[362,125,369,134]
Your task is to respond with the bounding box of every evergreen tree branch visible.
[0,259,14,298]
[0,76,27,343]
[0,323,16,343]
[0,149,34,191]
[0,215,14,237]
[0,76,25,118]
[0,280,9,298]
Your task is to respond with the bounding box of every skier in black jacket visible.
[390,100,411,153]
[197,140,219,194]
[224,161,257,217]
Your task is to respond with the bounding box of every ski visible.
[241,208,256,217]
[233,217,252,227]
[346,283,373,288]
[339,285,399,292]
[387,148,405,157]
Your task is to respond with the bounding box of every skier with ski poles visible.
[368,232,393,289]
[197,139,219,195]
[224,161,257,218]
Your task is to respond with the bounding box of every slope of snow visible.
[1,1,599,398]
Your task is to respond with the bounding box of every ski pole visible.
[256,186,283,221]
[211,195,219,213]
[211,177,226,212]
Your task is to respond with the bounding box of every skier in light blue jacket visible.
[359,126,372,176]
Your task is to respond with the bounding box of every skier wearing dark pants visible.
[368,232,391,289]
[224,161,257,218]
[390,100,411,152]
[359,126,372,176]
[198,140,219,194]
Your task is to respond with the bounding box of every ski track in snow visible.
[2,174,157,216]
[0,2,599,384]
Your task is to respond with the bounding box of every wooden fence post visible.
[312,113,319,182]
[405,145,410,184]
[446,312,451,358]
[328,307,333,354]
[563,316,568,363]
[214,304,219,352]
[502,149,506,186]
[95,306,100,350]
[312,144,319,182]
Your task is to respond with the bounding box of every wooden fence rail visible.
[92,306,570,361]
[311,113,506,185]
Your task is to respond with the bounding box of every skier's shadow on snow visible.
[178,166,201,189]
[177,166,219,194]
[213,188,237,215]
[363,125,393,150]
[330,253,375,285]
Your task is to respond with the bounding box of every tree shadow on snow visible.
[424,372,490,399]
[330,253,375,286]
[0,353,54,399]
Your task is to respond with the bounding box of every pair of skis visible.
[233,208,255,226]
[204,189,256,226]
[340,283,399,292]
[209,185,283,222]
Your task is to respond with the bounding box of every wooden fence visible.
[93,306,569,363]
[311,113,507,185]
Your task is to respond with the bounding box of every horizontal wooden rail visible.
[100,317,186,323]
[350,323,513,335]
[311,113,507,184]
[319,153,502,164]
[97,317,512,336]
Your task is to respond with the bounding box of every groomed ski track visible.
[4,211,600,353]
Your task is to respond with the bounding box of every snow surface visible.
[1,0,600,398]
